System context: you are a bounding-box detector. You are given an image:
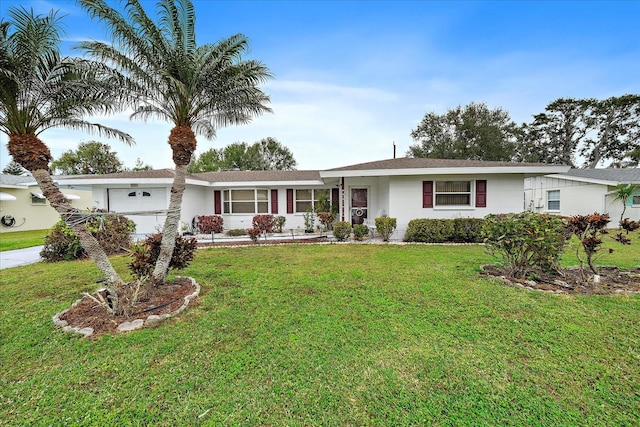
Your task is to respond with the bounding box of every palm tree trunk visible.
[31,169,124,310]
[151,163,187,284]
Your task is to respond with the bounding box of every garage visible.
[107,188,167,235]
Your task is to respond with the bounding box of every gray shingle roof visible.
[562,168,640,183]
[192,170,322,182]
[326,157,561,171]
[0,174,35,186]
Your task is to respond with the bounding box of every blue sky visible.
[1,0,639,171]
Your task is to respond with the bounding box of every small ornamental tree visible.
[317,212,335,232]
[564,213,611,278]
[482,212,567,278]
[252,214,275,233]
[197,215,223,233]
[274,216,286,233]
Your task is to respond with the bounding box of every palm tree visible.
[0,6,132,310]
[78,0,272,284]
[613,184,637,224]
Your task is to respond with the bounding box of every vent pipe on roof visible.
[393,141,396,159]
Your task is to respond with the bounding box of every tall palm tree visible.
[78,0,272,284]
[0,6,132,310]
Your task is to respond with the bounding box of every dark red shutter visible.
[422,181,433,208]
[331,188,339,212]
[476,180,487,208]
[271,189,278,214]
[214,190,222,214]
[286,189,294,214]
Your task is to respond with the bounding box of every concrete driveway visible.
[0,246,44,270]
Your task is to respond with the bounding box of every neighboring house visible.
[0,174,93,233]
[56,158,568,239]
[524,168,640,224]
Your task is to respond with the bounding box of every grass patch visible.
[0,229,48,251]
[1,244,638,425]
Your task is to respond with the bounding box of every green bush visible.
[452,218,485,243]
[226,229,247,237]
[482,212,567,278]
[353,224,369,241]
[41,211,135,262]
[128,233,197,279]
[404,219,454,243]
[332,221,351,242]
[274,216,287,233]
[403,218,485,243]
[375,217,397,242]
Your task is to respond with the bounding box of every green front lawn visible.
[1,244,638,425]
[0,229,48,251]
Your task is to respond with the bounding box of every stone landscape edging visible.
[52,277,201,338]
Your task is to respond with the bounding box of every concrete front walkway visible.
[0,246,43,270]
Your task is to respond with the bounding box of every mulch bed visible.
[58,278,197,338]
[196,236,330,247]
[481,265,640,295]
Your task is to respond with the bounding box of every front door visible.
[350,188,368,225]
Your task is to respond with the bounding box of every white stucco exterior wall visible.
[0,187,93,233]
[386,174,525,239]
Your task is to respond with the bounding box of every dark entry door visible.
[351,188,368,225]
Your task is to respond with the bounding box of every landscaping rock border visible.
[52,277,200,338]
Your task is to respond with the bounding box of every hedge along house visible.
[524,168,640,225]
[56,158,569,239]
[0,174,93,233]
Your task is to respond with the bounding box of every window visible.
[547,190,560,211]
[31,192,46,205]
[633,194,640,206]
[435,181,471,206]
[294,189,330,213]
[223,189,269,214]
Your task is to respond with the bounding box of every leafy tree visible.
[0,6,131,309]
[79,0,272,284]
[517,95,640,168]
[130,158,153,171]
[2,161,27,175]
[51,141,124,175]
[613,184,637,224]
[515,98,592,167]
[188,138,296,173]
[407,102,519,161]
[581,94,640,168]
[253,137,297,170]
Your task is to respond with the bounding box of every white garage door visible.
[108,188,167,235]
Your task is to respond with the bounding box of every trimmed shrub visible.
[274,216,286,233]
[41,211,135,262]
[128,233,197,279]
[452,218,485,243]
[252,214,275,233]
[197,215,223,233]
[404,219,454,243]
[333,221,351,242]
[226,228,247,237]
[375,217,397,242]
[246,227,261,242]
[353,223,369,241]
[482,212,567,277]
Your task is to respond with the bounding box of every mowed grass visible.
[0,229,48,251]
[1,243,639,426]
